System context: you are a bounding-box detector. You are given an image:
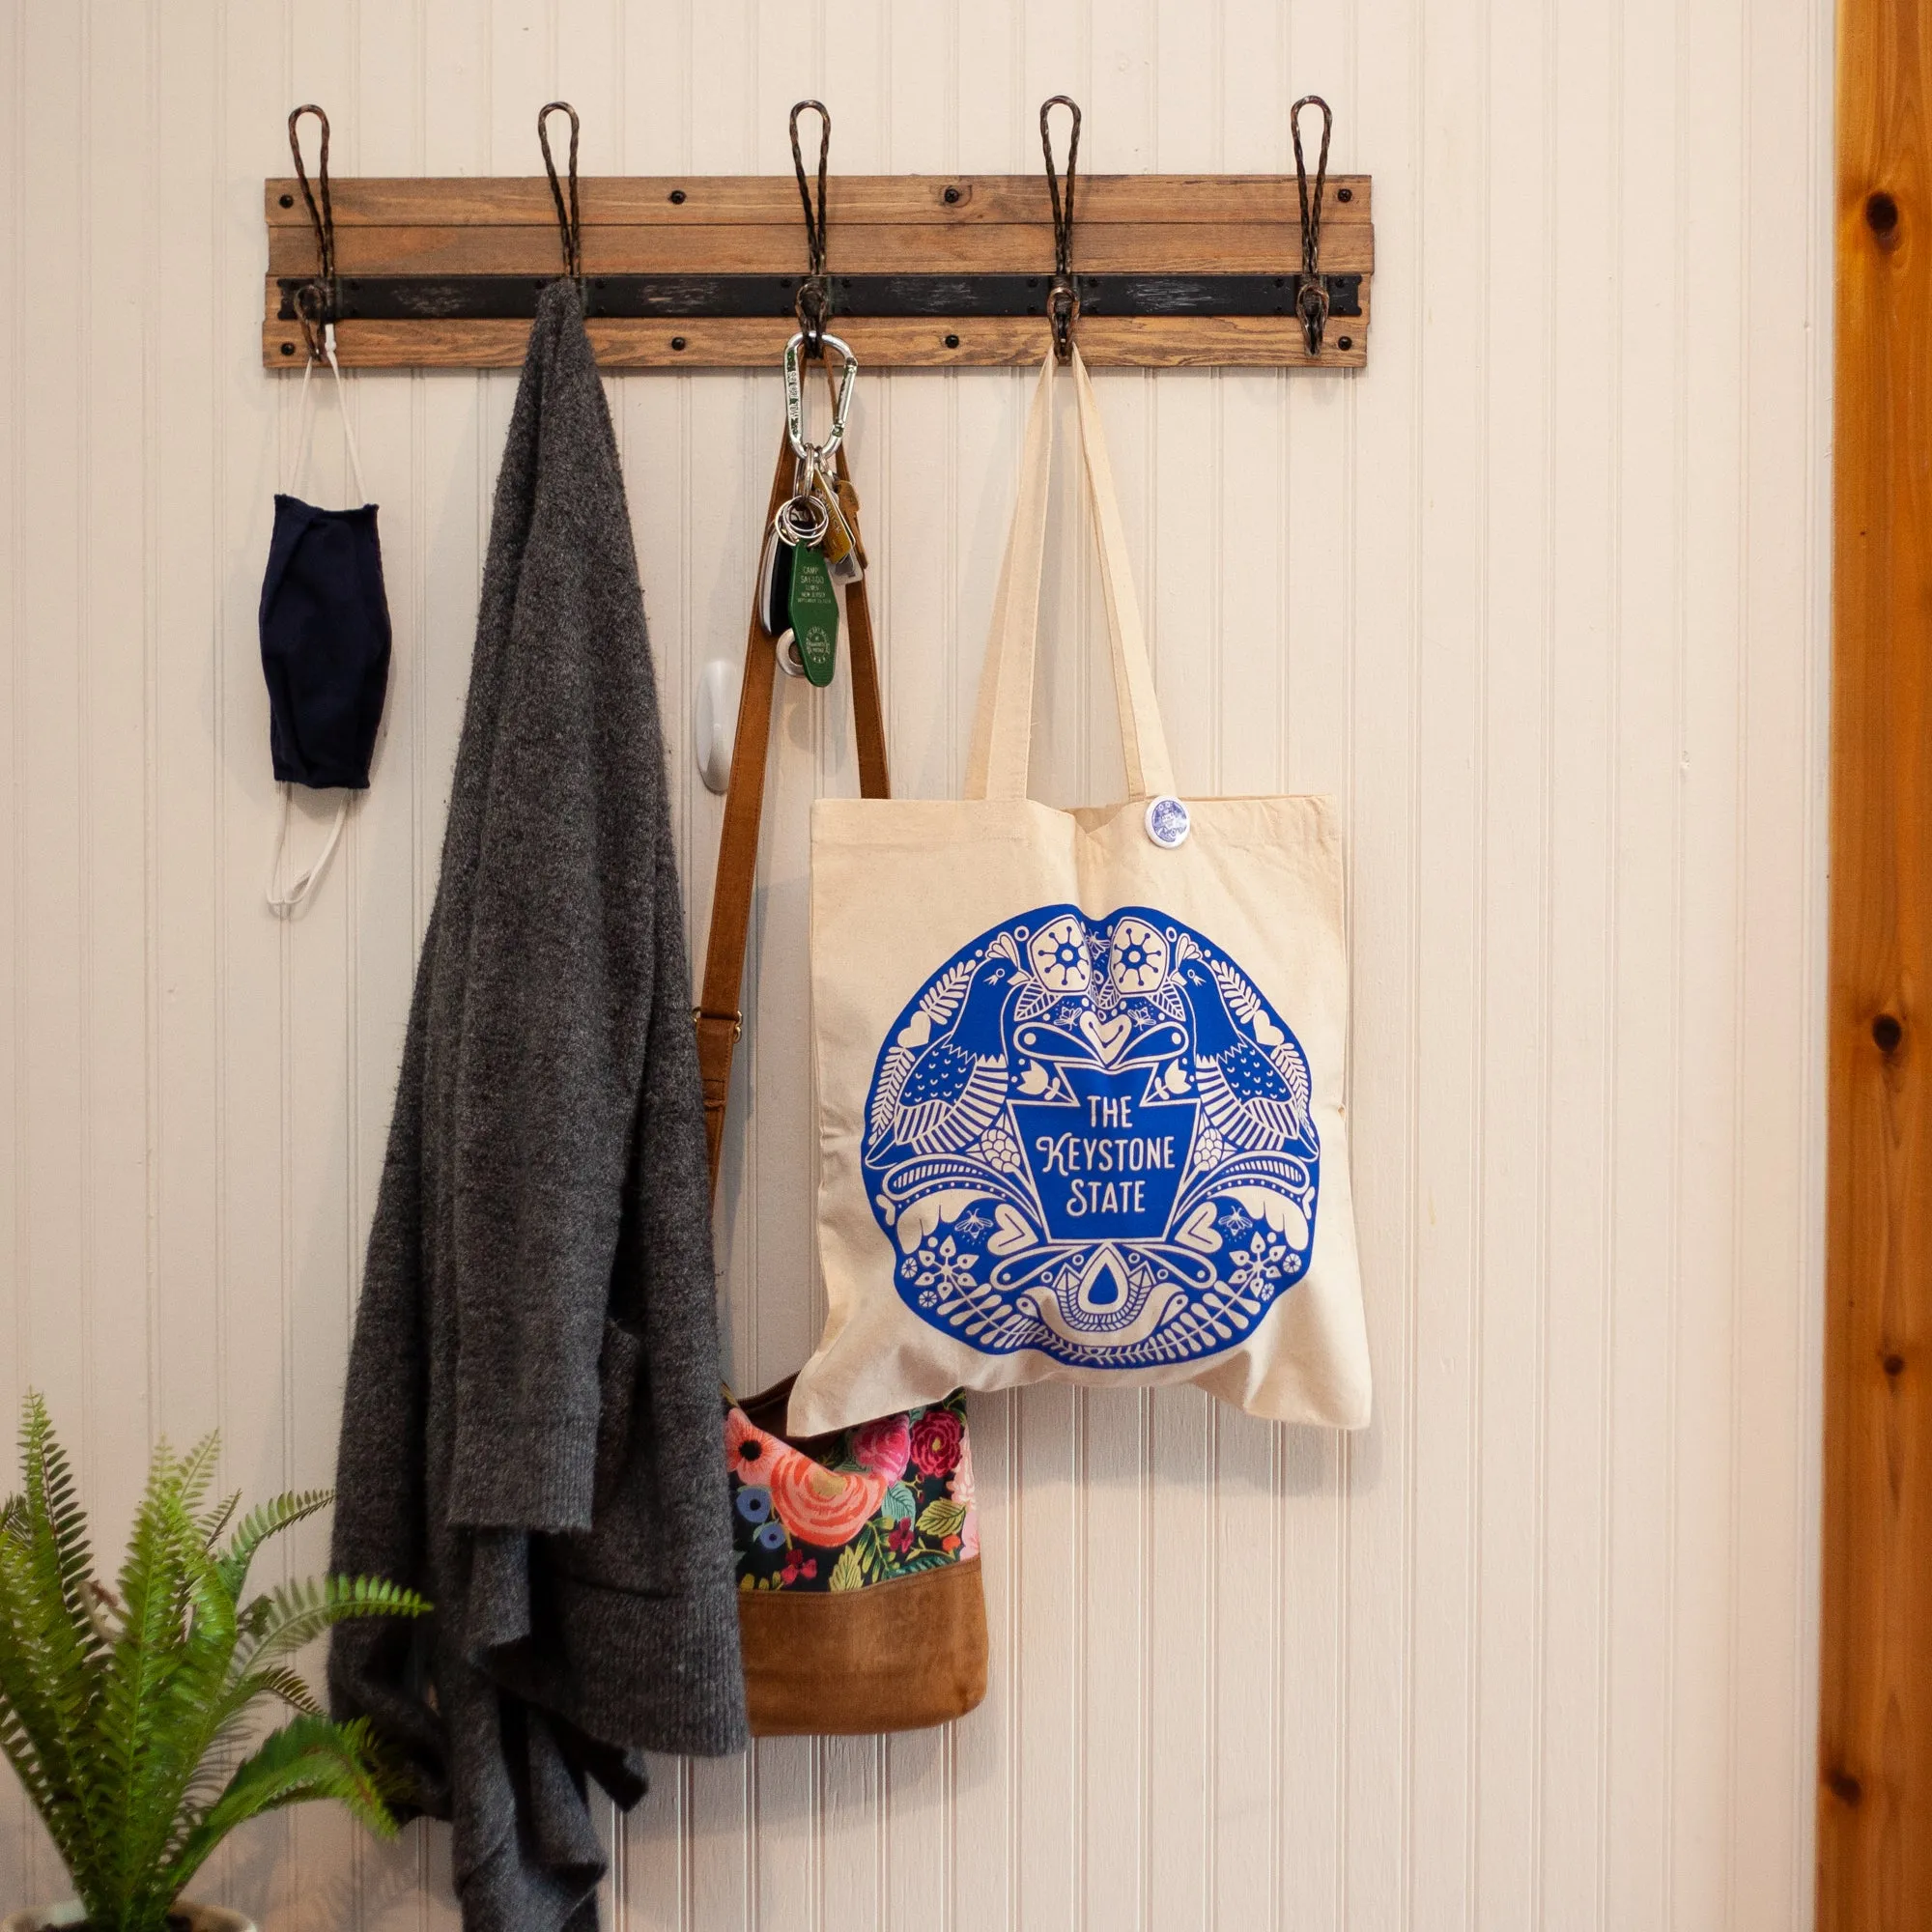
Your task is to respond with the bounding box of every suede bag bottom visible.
[739,1557,987,1736]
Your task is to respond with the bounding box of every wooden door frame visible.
[1818,0,1932,1922]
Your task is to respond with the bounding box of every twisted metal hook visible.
[1290,95,1333,355]
[538,100,582,284]
[1039,95,1081,361]
[287,104,335,360]
[789,99,832,355]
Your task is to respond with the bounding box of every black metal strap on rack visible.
[273,270,1365,327]
[789,99,832,355]
[287,103,336,356]
[1040,95,1081,361]
[1291,95,1333,356]
[538,101,583,286]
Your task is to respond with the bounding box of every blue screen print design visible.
[861,906,1321,1369]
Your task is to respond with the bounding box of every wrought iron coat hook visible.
[790,100,832,356]
[287,104,336,360]
[538,101,583,287]
[1040,95,1081,361]
[1290,95,1333,356]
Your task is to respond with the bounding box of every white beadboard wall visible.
[0,0,1831,1925]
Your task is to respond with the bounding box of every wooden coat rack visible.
[264,130,1373,373]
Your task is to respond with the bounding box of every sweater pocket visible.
[593,1315,645,1512]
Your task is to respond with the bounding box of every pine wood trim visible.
[1818,0,1932,1921]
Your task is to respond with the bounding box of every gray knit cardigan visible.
[328,279,746,1932]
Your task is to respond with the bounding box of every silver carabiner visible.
[782,331,858,463]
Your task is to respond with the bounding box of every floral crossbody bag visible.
[695,400,988,1736]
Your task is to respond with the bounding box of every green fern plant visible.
[0,1393,428,1932]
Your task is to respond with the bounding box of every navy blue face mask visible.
[260,332,390,912]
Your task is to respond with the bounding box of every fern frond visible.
[163,1715,404,1901]
[235,1573,429,1678]
[123,1490,248,1888]
[172,1433,222,1519]
[5,1397,108,1881]
[0,1631,91,1877]
[22,1396,98,1607]
[173,1657,323,1814]
[171,1657,329,1828]
[0,1702,64,1832]
[97,1451,242,1915]
[245,1663,322,1717]
[198,1490,241,1551]
[214,1489,332,1601]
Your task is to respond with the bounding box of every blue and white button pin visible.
[1144,794,1191,849]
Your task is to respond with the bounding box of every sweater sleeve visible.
[443,380,665,1535]
[328,955,450,1813]
[629,804,738,1598]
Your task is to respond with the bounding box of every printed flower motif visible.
[850,1413,911,1481]
[950,1432,980,1560]
[770,1455,889,1548]
[1230,1231,1290,1295]
[912,1235,979,1303]
[1192,1125,1226,1174]
[727,1391,980,1593]
[1108,917,1170,995]
[975,1122,1023,1173]
[724,1407,777,1480]
[1028,915,1093,993]
[907,1406,965,1479]
[948,1431,976,1511]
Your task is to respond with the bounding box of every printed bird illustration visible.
[1174,955,1310,1151]
[885,944,1026,1154]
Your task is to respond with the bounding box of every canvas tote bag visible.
[791,348,1372,1436]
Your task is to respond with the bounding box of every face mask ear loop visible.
[322,324,371,507]
[283,347,321,499]
[265,786,352,916]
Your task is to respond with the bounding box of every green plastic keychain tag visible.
[787,542,840,687]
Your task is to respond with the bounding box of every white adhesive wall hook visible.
[694,657,739,794]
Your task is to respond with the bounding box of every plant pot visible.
[4,1905,254,1932]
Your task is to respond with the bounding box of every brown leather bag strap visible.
[697,413,889,1195]
[835,435,891,804]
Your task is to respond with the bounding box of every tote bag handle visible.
[963,349,1177,805]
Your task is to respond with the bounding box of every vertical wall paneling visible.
[0,0,1828,1927]
[0,0,24,1902]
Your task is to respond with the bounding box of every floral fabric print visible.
[724,1391,978,1594]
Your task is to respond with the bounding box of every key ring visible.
[773,492,832,550]
[783,331,857,464]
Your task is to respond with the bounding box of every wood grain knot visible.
[1826,1766,1863,1806]
[1884,1351,1907,1378]
[1872,1011,1904,1053]
[1866,190,1901,247]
